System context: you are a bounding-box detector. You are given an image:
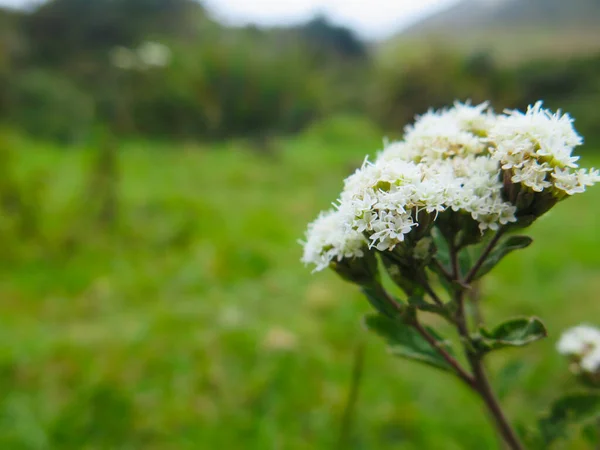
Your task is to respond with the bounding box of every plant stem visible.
[432,258,453,283]
[450,241,524,450]
[412,319,476,389]
[467,282,485,328]
[337,340,365,450]
[421,277,445,307]
[464,229,506,283]
[470,357,524,450]
[456,292,524,450]
[373,282,474,387]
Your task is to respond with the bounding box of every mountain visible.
[392,0,600,62]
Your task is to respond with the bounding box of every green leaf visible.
[539,393,600,446]
[361,286,403,319]
[474,235,533,280]
[495,360,527,400]
[363,314,455,372]
[582,420,600,446]
[477,317,547,352]
[431,227,450,269]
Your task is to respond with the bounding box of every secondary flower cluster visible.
[301,101,599,273]
[557,325,600,375]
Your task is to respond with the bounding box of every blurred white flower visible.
[262,327,298,352]
[110,46,137,70]
[557,325,600,374]
[137,41,171,68]
[110,41,171,71]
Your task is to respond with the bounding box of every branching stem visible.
[432,258,453,283]
[372,282,474,387]
[464,228,506,283]
[412,319,476,389]
[450,240,524,450]
[372,229,525,450]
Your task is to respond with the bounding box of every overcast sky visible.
[0,0,461,40]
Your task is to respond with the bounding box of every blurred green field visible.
[0,119,599,449]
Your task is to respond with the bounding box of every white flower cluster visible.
[557,325,600,374]
[301,101,598,272]
[300,209,367,272]
[489,102,599,195]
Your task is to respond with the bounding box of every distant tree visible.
[298,15,367,63]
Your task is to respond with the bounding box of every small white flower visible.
[552,168,600,196]
[301,209,366,272]
[557,325,600,374]
[511,160,552,192]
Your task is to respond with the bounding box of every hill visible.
[391,0,600,62]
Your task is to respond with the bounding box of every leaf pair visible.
[365,314,548,373]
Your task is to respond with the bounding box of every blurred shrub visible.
[368,48,518,130]
[124,35,323,139]
[8,70,94,144]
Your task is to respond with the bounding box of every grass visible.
[0,119,599,449]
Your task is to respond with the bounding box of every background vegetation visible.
[0,0,599,448]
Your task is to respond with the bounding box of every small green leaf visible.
[495,360,527,400]
[539,393,600,445]
[363,314,455,372]
[361,286,402,319]
[474,235,533,280]
[478,317,547,352]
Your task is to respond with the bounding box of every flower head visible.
[301,100,597,281]
[557,325,600,374]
